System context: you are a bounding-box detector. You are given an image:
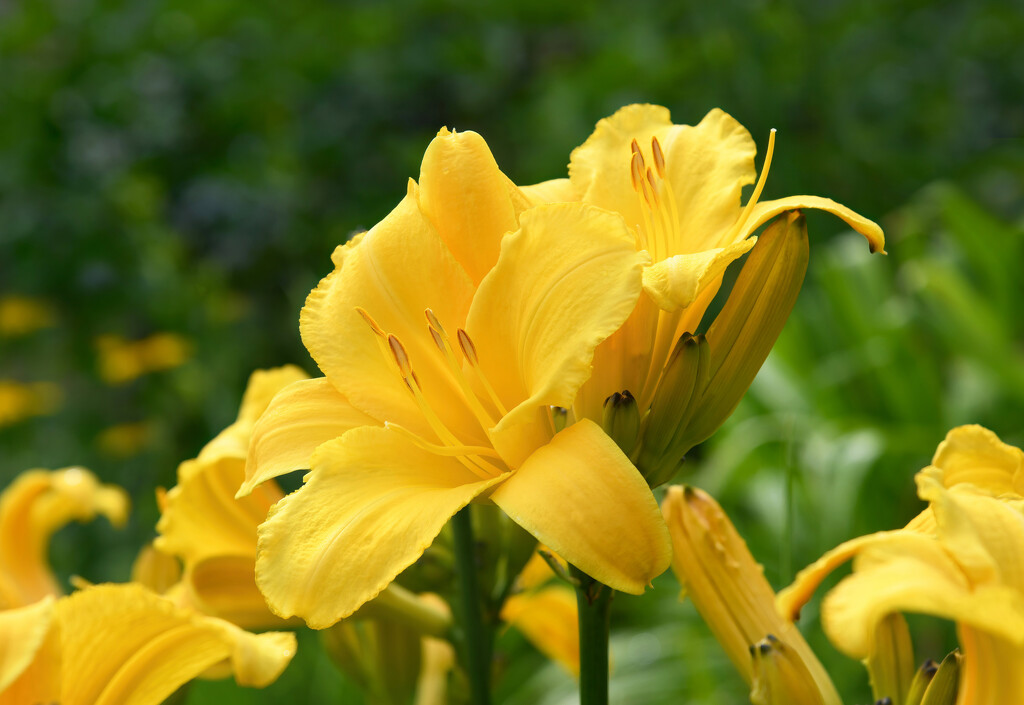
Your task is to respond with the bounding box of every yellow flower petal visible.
[466,203,647,433]
[418,128,520,286]
[299,186,481,443]
[490,419,670,594]
[641,237,756,312]
[256,425,505,628]
[56,583,295,705]
[131,542,182,595]
[957,627,1024,705]
[501,585,580,676]
[0,468,129,608]
[235,365,309,427]
[184,556,287,630]
[240,377,378,496]
[0,595,56,696]
[927,424,1024,497]
[821,533,1024,659]
[744,195,886,254]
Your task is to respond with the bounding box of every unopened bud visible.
[918,651,960,705]
[865,613,916,705]
[904,659,938,705]
[601,390,640,456]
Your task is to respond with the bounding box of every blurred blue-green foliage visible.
[2,0,1023,702]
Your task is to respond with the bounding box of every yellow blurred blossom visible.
[0,296,56,337]
[0,467,128,610]
[0,380,61,428]
[95,332,192,384]
[96,422,154,458]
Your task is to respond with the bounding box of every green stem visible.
[570,565,613,705]
[451,506,492,705]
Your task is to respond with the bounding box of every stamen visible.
[651,136,666,178]
[457,329,509,417]
[388,335,413,379]
[630,138,641,155]
[356,307,386,338]
[724,128,777,244]
[629,151,644,192]
[645,168,660,206]
[456,328,478,365]
[424,308,446,336]
[385,422,502,460]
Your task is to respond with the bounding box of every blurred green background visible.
[2,0,1023,702]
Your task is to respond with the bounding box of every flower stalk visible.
[570,564,613,705]
[451,507,492,705]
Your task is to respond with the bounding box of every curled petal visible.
[490,419,670,594]
[742,195,885,254]
[642,237,756,312]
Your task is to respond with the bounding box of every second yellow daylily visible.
[154,365,308,628]
[528,104,886,484]
[778,426,1024,705]
[242,127,671,629]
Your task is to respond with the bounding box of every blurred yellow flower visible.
[95,332,192,384]
[500,551,580,676]
[0,296,56,337]
[779,425,1024,705]
[96,421,154,458]
[153,365,308,628]
[0,380,61,428]
[662,485,840,705]
[0,467,128,610]
[243,127,670,628]
[0,583,296,705]
[527,105,885,485]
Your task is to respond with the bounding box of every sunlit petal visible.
[490,419,670,594]
[519,177,579,206]
[419,128,520,285]
[240,377,378,496]
[927,424,1024,497]
[257,425,505,628]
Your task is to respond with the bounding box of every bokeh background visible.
[2,0,1023,702]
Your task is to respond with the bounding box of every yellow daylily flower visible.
[0,583,296,705]
[662,485,840,705]
[95,332,192,385]
[0,467,128,610]
[243,127,671,628]
[778,426,1024,705]
[0,295,55,337]
[0,380,61,428]
[154,365,308,628]
[531,105,885,484]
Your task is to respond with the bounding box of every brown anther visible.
[630,151,645,192]
[424,308,446,335]
[630,138,641,155]
[457,329,479,366]
[651,136,666,178]
[646,168,660,204]
[388,335,413,378]
[356,307,386,338]
[427,326,445,353]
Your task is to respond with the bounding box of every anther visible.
[457,329,479,366]
[424,308,446,336]
[388,335,413,378]
[630,151,644,192]
[651,136,666,178]
[428,326,445,353]
[630,138,641,155]
[356,307,386,338]
[646,168,659,204]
